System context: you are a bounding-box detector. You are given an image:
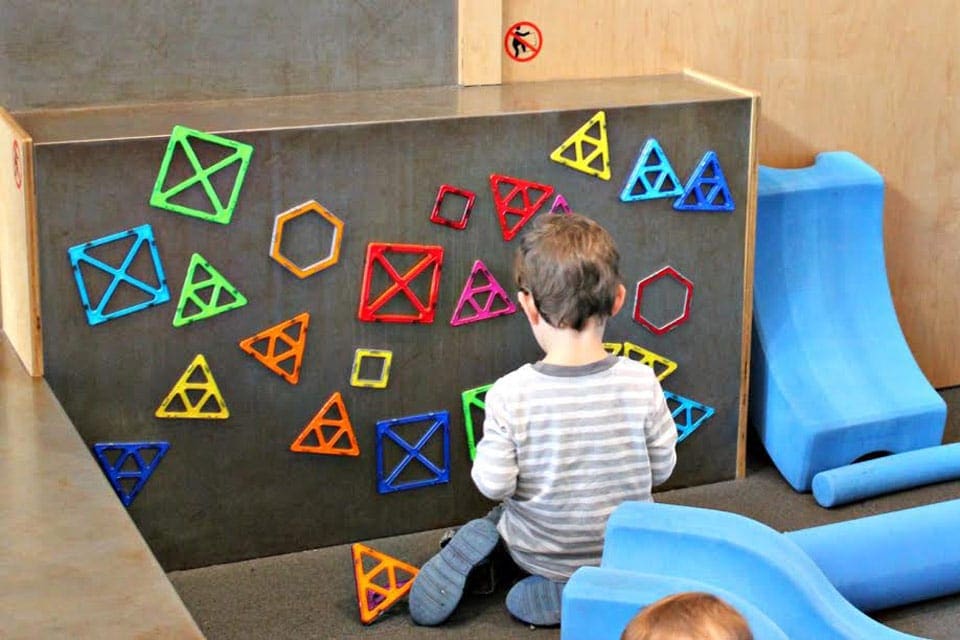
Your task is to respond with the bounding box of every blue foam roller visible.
[752,152,945,491]
[786,499,960,612]
[812,443,960,507]
[602,502,919,639]
[562,567,787,640]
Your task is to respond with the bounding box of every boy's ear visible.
[517,290,540,325]
[611,284,627,317]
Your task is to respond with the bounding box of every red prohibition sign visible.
[505,21,542,62]
[13,140,22,190]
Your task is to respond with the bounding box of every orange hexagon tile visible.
[270,200,344,278]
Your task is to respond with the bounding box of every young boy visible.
[620,592,754,640]
[409,213,678,627]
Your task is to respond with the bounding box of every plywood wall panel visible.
[684,1,960,387]
[501,0,685,82]
[481,0,960,386]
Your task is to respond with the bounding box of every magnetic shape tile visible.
[663,390,716,443]
[673,150,735,212]
[358,242,444,323]
[461,383,493,461]
[172,253,247,327]
[632,266,694,336]
[290,391,359,456]
[350,348,393,389]
[549,110,611,180]
[450,260,517,326]
[602,342,623,356]
[270,200,344,278]
[376,411,450,494]
[352,542,419,624]
[67,224,170,326]
[150,125,253,224]
[155,354,229,419]
[622,341,678,381]
[92,441,169,507]
[549,194,572,214]
[489,174,555,241]
[620,138,684,202]
[429,184,476,230]
[238,312,310,384]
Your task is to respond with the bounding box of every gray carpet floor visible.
[170,460,960,639]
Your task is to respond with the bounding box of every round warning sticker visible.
[504,21,542,62]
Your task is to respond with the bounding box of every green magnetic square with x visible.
[150,125,254,225]
[461,382,493,461]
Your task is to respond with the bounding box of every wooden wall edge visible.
[458,0,503,86]
[682,68,760,99]
[737,94,760,479]
[683,68,760,478]
[0,106,43,376]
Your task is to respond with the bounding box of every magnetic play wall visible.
[26,75,753,569]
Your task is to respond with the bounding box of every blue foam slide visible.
[599,502,922,639]
[812,443,960,507]
[562,568,788,640]
[752,151,945,491]
[785,499,960,612]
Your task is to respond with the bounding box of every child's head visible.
[514,212,623,332]
[620,592,753,640]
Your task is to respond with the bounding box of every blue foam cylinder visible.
[812,443,960,507]
[562,568,788,640]
[786,499,960,611]
[752,152,946,491]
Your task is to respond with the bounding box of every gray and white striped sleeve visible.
[471,385,519,501]
[646,379,678,486]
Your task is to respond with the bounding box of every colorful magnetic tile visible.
[150,125,253,224]
[92,441,169,507]
[620,138,684,202]
[462,383,493,461]
[67,224,170,326]
[238,312,310,384]
[622,341,678,381]
[489,174,555,241]
[663,390,715,443]
[172,253,247,327]
[358,242,444,323]
[450,260,517,326]
[602,342,623,356]
[155,354,229,419]
[290,391,359,456]
[352,542,419,624]
[350,348,393,389]
[270,200,344,278]
[376,411,450,494]
[549,194,572,214]
[673,150,735,212]
[549,110,611,180]
[429,184,476,230]
[632,266,694,336]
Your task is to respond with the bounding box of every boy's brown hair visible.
[620,592,753,640]
[514,212,622,331]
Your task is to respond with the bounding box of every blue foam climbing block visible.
[562,567,788,640]
[600,501,920,639]
[786,499,960,612]
[812,443,960,507]
[752,152,945,491]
